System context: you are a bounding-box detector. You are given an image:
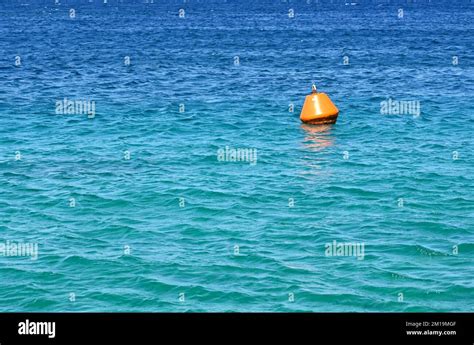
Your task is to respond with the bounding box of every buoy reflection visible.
[301,124,334,152]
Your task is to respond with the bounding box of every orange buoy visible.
[300,84,339,125]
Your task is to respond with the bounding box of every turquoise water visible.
[0,0,473,312]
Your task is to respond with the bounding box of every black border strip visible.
[0,313,472,345]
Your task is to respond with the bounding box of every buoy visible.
[300,84,339,125]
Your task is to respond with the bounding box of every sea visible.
[0,0,473,311]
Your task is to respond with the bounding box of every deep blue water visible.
[0,0,473,312]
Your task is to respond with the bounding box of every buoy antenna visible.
[311,84,317,93]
